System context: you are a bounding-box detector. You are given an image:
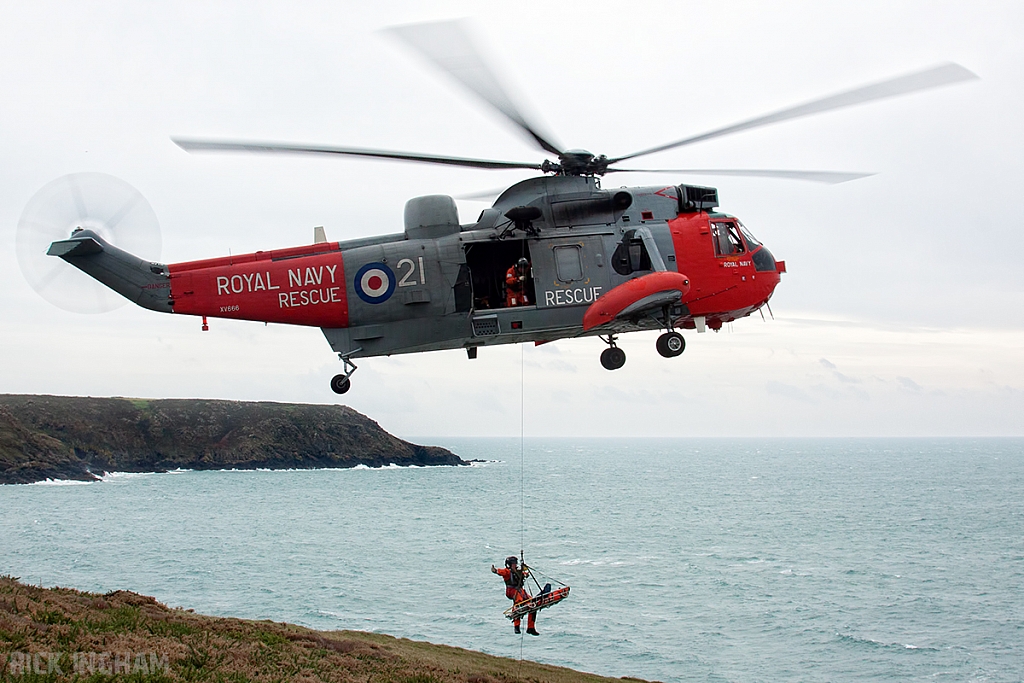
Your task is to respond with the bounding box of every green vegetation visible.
[0,578,633,683]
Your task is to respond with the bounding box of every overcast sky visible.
[2,0,1022,437]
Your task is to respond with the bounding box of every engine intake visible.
[678,184,719,212]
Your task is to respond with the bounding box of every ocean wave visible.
[26,471,159,485]
[835,632,940,652]
[100,472,154,482]
[25,478,95,486]
[560,558,634,567]
[22,463,462,484]
[237,463,464,473]
[344,463,465,471]
[778,568,814,576]
[316,609,344,619]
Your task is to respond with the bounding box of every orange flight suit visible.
[495,566,536,631]
[505,265,529,307]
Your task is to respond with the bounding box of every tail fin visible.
[47,230,173,313]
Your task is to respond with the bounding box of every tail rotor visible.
[16,173,161,314]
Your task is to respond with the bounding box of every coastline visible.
[18,460,494,486]
[0,394,466,485]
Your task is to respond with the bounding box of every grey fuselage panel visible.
[322,176,685,358]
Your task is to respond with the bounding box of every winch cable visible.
[517,342,526,667]
[526,564,568,591]
[520,342,525,568]
[514,342,566,670]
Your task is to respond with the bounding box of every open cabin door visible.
[462,239,535,311]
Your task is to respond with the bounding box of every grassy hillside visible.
[0,395,464,485]
[0,577,637,683]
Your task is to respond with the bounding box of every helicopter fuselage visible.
[50,175,784,389]
[167,176,783,354]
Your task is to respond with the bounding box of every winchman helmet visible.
[505,555,518,567]
[517,257,528,270]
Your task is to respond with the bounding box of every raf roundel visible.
[354,262,396,304]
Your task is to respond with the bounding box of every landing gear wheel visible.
[330,374,351,394]
[331,352,359,395]
[600,346,626,370]
[656,331,686,358]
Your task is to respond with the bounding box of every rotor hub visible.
[551,150,611,176]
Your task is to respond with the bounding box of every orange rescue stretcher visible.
[503,585,571,621]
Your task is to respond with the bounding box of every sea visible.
[2,438,1022,682]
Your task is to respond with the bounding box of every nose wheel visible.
[330,351,359,394]
[599,335,626,370]
[656,331,685,358]
[653,305,686,359]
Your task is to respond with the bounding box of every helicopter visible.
[39,20,976,394]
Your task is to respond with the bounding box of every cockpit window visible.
[738,221,761,249]
[711,222,745,257]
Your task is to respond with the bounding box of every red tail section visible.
[169,244,348,328]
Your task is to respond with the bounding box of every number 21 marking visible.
[397,257,426,287]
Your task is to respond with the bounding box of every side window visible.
[712,222,745,257]
[611,230,652,275]
[553,245,584,282]
[738,221,761,249]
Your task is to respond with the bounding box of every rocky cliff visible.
[0,395,463,484]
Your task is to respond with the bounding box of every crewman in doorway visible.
[492,555,538,635]
[505,257,530,307]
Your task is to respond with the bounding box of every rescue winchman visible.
[505,257,530,307]
[492,555,539,635]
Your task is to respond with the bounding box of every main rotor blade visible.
[611,63,978,163]
[385,19,563,157]
[172,138,545,171]
[607,168,875,184]
[455,187,509,201]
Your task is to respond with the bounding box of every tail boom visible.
[47,232,350,327]
[47,230,172,313]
